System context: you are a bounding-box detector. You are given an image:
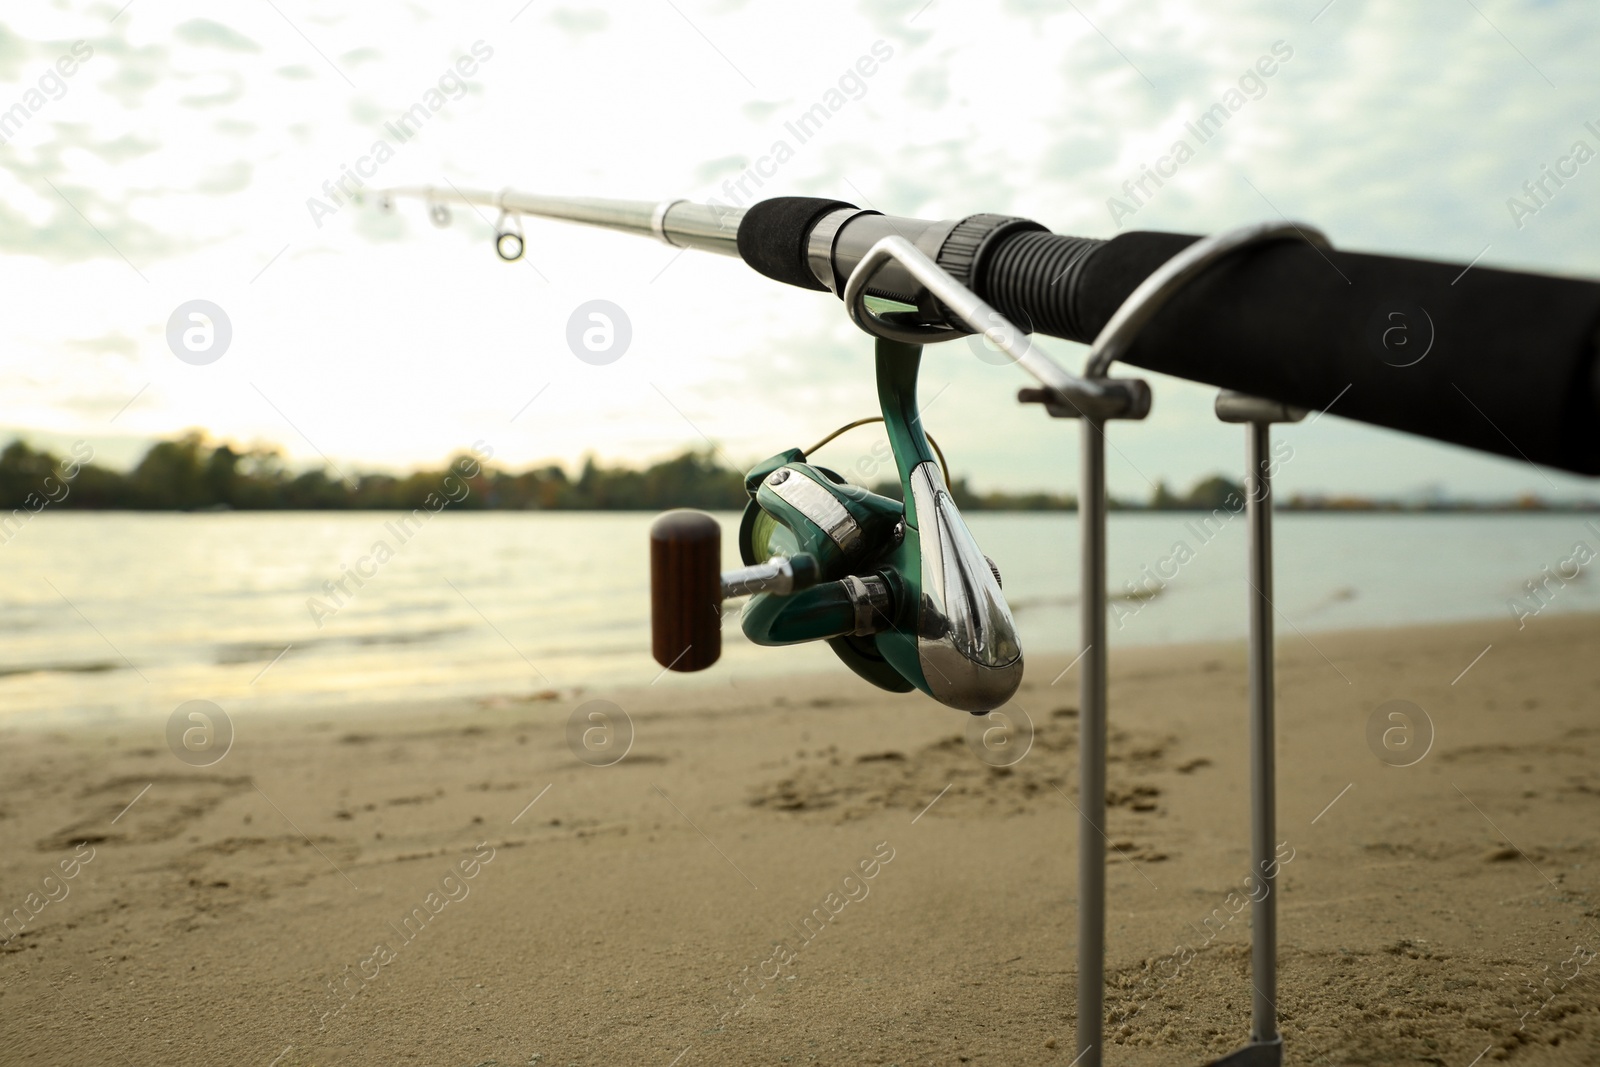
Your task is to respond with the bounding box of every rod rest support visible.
[1215,390,1308,426]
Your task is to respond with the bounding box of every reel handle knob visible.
[650,510,723,672]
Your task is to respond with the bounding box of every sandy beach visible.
[2,613,1598,1066]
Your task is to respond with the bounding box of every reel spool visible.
[648,337,1024,714]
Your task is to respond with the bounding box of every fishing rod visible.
[376,183,1598,1067]
[379,184,1600,475]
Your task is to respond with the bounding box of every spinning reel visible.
[650,337,1023,714]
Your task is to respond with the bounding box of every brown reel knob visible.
[650,510,722,672]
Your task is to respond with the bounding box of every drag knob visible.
[650,510,723,672]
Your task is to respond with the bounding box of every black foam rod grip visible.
[978,230,1600,475]
[737,197,856,291]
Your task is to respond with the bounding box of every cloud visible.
[0,22,30,81]
[353,202,411,244]
[195,160,252,195]
[694,154,750,183]
[858,0,936,47]
[741,99,789,123]
[75,131,161,164]
[549,8,610,36]
[902,65,949,109]
[0,194,170,265]
[1002,0,1074,13]
[177,70,245,109]
[0,129,187,263]
[339,47,382,68]
[64,331,139,358]
[90,37,169,109]
[174,19,261,53]
[349,97,387,125]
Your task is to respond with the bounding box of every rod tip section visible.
[650,510,723,672]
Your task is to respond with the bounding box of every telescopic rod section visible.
[376,186,1600,475]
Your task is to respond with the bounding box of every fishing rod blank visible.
[741,196,1600,477]
[378,187,1600,475]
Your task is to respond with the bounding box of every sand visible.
[1,613,1598,1066]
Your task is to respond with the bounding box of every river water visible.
[1,511,1594,724]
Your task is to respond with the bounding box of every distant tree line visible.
[0,434,1593,513]
[0,434,756,512]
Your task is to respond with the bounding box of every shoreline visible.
[1,609,1579,735]
[2,613,1597,1064]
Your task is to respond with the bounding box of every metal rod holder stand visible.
[1203,392,1306,1067]
[843,221,1330,1067]
[1020,390,1147,1067]
[1021,223,1326,1067]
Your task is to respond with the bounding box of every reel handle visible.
[650,511,823,673]
[650,510,723,673]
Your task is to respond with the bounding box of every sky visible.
[0,0,1597,500]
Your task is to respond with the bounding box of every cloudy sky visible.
[1,0,1597,499]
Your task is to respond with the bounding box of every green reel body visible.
[737,452,916,694]
[734,339,1024,712]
